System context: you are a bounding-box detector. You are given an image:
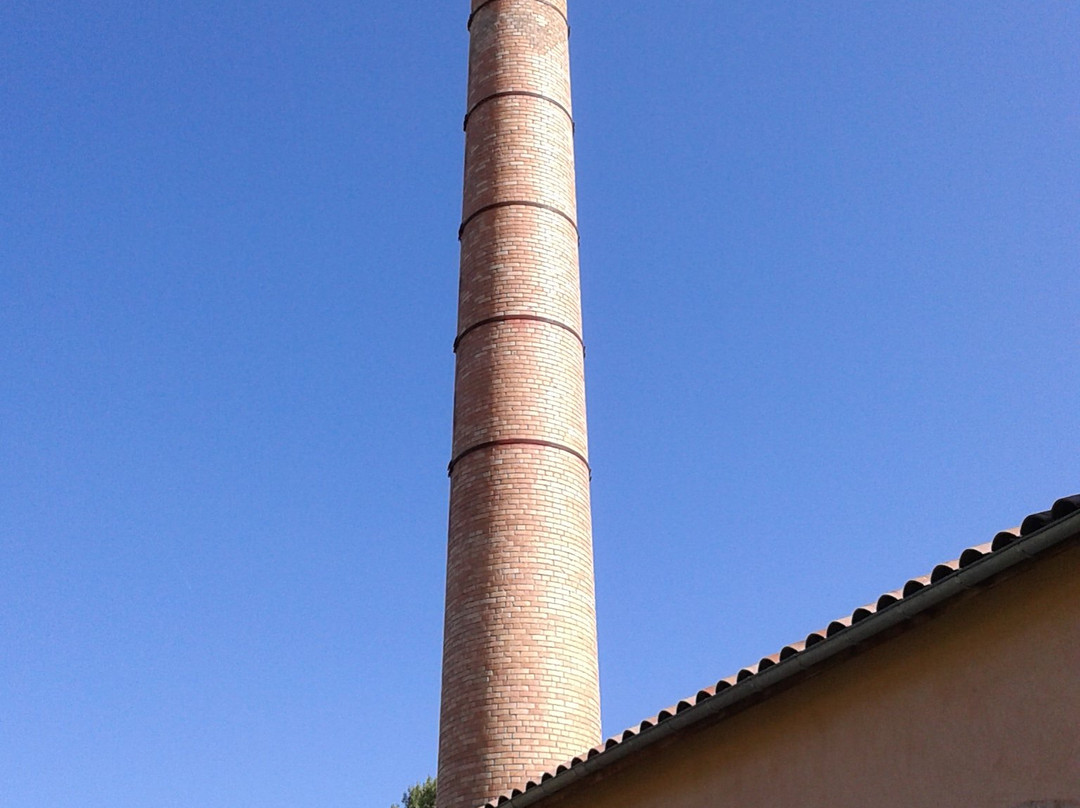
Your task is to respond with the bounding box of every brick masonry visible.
[437,1,601,807]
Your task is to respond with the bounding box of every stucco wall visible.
[543,541,1080,808]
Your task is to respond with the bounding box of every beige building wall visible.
[541,541,1080,808]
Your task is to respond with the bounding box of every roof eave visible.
[494,507,1080,808]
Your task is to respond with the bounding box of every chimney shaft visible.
[436,1,601,807]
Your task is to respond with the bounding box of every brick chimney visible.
[436,1,601,806]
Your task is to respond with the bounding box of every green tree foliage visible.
[391,777,436,808]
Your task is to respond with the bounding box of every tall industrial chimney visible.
[436,1,601,806]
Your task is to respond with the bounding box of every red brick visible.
[437,2,600,807]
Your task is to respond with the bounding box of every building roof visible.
[485,493,1080,808]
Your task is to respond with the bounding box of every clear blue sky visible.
[3,2,1077,806]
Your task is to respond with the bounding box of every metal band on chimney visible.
[454,314,585,353]
[468,0,570,31]
[459,201,578,241]
[464,91,575,132]
[448,438,590,477]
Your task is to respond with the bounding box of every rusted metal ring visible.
[454,314,585,352]
[464,90,574,132]
[448,438,590,476]
[458,200,578,241]
[468,0,569,31]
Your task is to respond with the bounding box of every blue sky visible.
[2,2,1077,806]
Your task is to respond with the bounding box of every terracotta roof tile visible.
[483,494,1080,808]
